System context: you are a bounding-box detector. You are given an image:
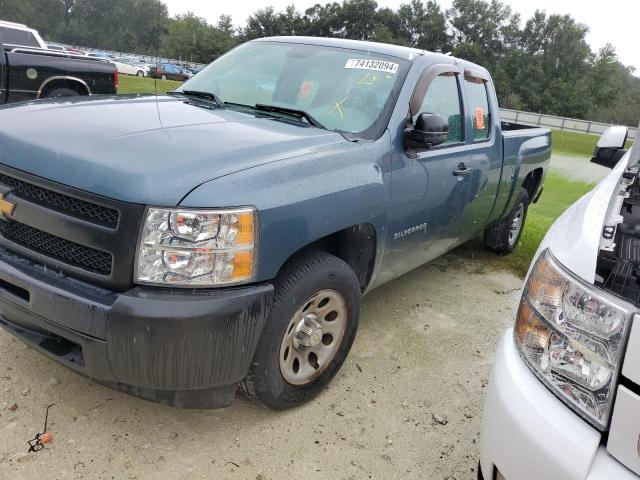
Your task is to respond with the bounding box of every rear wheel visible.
[136,70,144,77]
[43,87,80,99]
[240,251,361,409]
[160,74,167,80]
[484,188,529,255]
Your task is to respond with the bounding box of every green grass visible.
[552,130,599,157]
[552,129,634,157]
[455,172,594,277]
[118,75,183,94]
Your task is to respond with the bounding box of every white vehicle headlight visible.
[515,249,634,429]
[135,207,256,287]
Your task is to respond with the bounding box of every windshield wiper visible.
[255,103,326,130]
[168,90,225,108]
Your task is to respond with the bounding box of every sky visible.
[163,0,640,71]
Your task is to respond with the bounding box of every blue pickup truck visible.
[0,37,550,409]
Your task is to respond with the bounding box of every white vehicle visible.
[109,57,148,77]
[479,124,640,479]
[0,20,46,49]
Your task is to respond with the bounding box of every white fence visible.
[500,108,638,140]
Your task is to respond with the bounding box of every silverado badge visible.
[0,193,15,220]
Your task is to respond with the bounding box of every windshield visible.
[178,41,409,136]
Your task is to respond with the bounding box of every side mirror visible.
[404,113,449,152]
[591,126,628,169]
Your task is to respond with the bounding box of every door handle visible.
[453,163,472,177]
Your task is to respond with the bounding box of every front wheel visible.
[484,188,529,255]
[240,251,361,409]
[136,70,144,77]
[160,74,167,80]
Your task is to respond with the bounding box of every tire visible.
[136,70,144,77]
[43,87,80,99]
[240,251,361,409]
[484,188,529,255]
[160,74,167,80]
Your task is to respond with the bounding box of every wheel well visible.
[522,168,543,204]
[280,224,377,292]
[39,79,90,98]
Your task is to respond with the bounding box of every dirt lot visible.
[0,249,522,480]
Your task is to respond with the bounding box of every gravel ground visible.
[0,249,522,480]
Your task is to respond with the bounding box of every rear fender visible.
[499,132,551,219]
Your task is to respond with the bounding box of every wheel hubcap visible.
[508,203,525,245]
[294,314,323,348]
[279,289,347,386]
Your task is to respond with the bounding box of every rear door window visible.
[0,27,40,47]
[416,74,464,145]
[465,78,491,140]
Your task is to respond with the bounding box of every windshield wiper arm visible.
[169,90,225,108]
[255,103,326,129]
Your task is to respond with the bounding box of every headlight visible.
[515,249,633,429]
[135,207,256,287]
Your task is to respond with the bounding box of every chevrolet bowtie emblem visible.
[0,193,16,219]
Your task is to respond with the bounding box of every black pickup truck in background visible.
[0,34,117,103]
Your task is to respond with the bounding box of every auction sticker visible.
[345,59,398,74]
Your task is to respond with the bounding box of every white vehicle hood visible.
[530,152,631,283]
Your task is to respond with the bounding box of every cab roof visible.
[252,36,487,75]
[0,20,34,31]
[253,36,432,62]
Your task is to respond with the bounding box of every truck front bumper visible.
[479,329,637,480]
[0,248,272,408]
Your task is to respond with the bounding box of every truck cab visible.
[0,20,47,49]
[0,37,550,409]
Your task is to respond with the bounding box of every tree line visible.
[1,0,639,126]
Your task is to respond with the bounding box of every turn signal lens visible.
[236,212,254,246]
[232,251,254,280]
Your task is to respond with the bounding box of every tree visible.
[303,3,343,37]
[394,1,450,51]
[162,12,233,63]
[448,0,518,68]
[242,6,304,40]
[0,0,638,125]
[338,0,379,40]
[217,14,235,37]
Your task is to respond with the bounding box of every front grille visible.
[0,166,145,290]
[0,173,119,227]
[0,221,112,275]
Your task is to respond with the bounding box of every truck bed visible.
[501,121,544,132]
[1,43,116,103]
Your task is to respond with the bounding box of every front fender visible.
[180,137,391,283]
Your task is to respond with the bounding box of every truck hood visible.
[531,152,630,283]
[0,95,349,205]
